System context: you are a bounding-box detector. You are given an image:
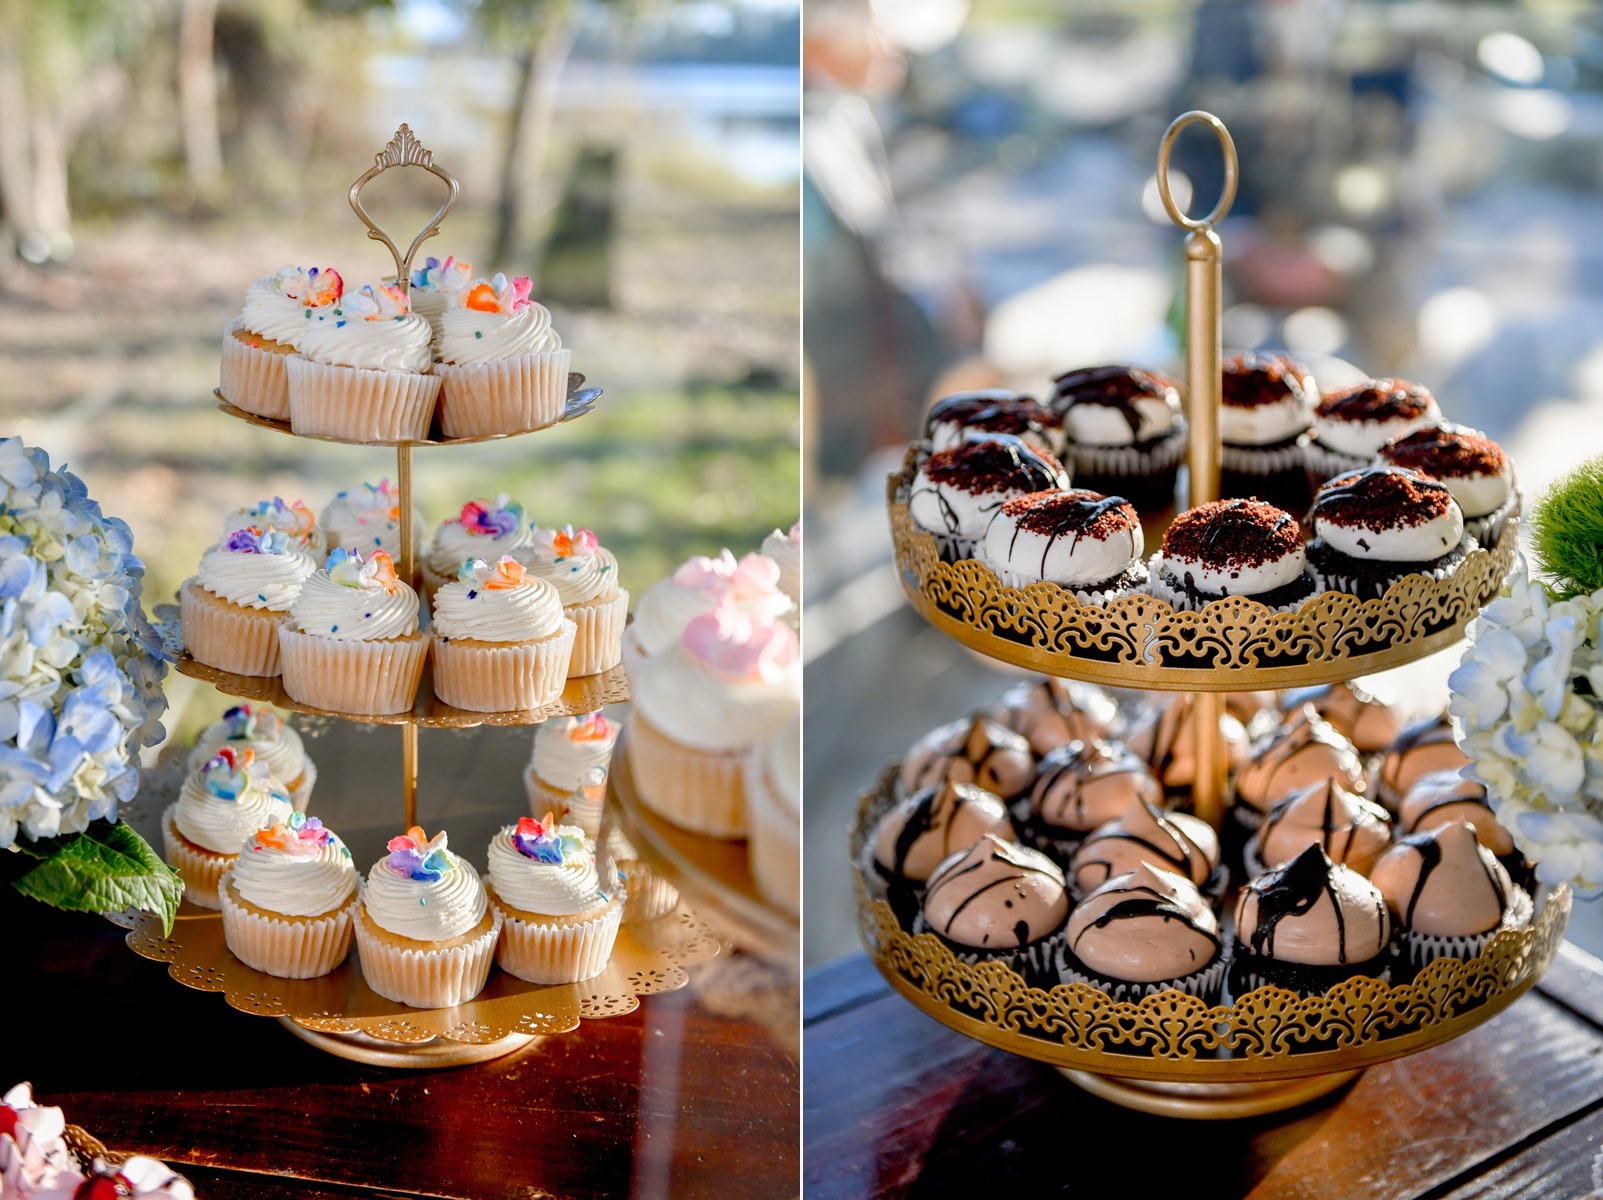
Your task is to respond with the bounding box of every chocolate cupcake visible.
[916,833,1070,982]
[867,780,1017,923]
[991,677,1117,757]
[1303,377,1441,487]
[1377,424,1518,548]
[1398,769,1515,859]
[978,489,1147,602]
[1022,739,1162,860]
[925,389,1063,457]
[1294,681,1403,757]
[1067,795,1221,897]
[1049,365,1187,510]
[1234,706,1366,831]
[1233,844,1392,995]
[900,714,1035,803]
[1306,467,1473,601]
[1245,779,1392,879]
[907,434,1068,559]
[1369,821,1532,968]
[1125,693,1250,793]
[1220,352,1316,508]
[1059,864,1225,1002]
[1378,712,1469,810]
[1148,499,1316,612]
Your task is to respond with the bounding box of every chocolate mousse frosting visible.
[1235,706,1366,815]
[901,714,1034,800]
[1051,365,1178,441]
[1029,740,1162,833]
[873,781,1016,884]
[1068,796,1219,892]
[1379,712,1468,801]
[1254,780,1392,876]
[1066,863,1222,984]
[1370,820,1514,937]
[992,677,1116,756]
[1399,769,1515,857]
[1235,844,1391,967]
[922,834,1069,950]
[1126,694,1247,788]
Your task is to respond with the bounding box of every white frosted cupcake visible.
[431,556,576,712]
[978,488,1148,602]
[623,549,792,678]
[744,713,799,916]
[188,704,317,811]
[1303,378,1441,487]
[278,549,427,715]
[220,265,342,419]
[485,815,624,983]
[408,253,476,340]
[523,526,628,676]
[353,826,501,1008]
[219,812,359,978]
[161,747,294,909]
[219,496,326,564]
[180,527,315,676]
[631,602,801,838]
[761,521,802,624]
[908,434,1069,559]
[319,478,422,562]
[288,282,440,442]
[525,712,619,817]
[434,273,570,437]
[423,495,537,598]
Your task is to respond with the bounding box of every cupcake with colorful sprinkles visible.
[180,526,315,677]
[161,747,294,909]
[485,813,624,984]
[407,253,476,338]
[219,811,359,978]
[430,556,576,712]
[523,525,628,676]
[434,273,570,437]
[525,712,619,817]
[220,497,325,564]
[320,478,422,562]
[221,265,342,419]
[353,825,501,1007]
[188,704,317,811]
[423,495,537,598]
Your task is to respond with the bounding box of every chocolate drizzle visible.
[1241,845,1385,966]
[924,837,1067,948]
[906,715,1033,800]
[925,390,1058,441]
[991,489,1140,580]
[1239,708,1363,809]
[1308,466,1454,532]
[1393,826,1509,930]
[1031,740,1159,830]
[1317,378,1435,422]
[1259,780,1390,866]
[884,782,999,879]
[1071,881,1222,955]
[911,434,1065,535]
[1051,364,1177,440]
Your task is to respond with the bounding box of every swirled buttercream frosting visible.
[232,811,356,916]
[239,265,342,346]
[297,283,433,373]
[321,478,419,560]
[364,826,488,941]
[531,713,618,791]
[438,273,562,365]
[631,549,792,657]
[188,704,308,783]
[426,496,536,579]
[175,747,294,854]
[486,816,605,915]
[289,549,418,640]
[432,556,566,643]
[523,526,620,605]
[195,528,314,611]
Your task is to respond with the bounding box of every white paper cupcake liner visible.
[352,903,502,1008]
[1307,534,1476,601]
[278,627,427,715]
[1401,886,1533,969]
[430,619,576,712]
[435,348,571,438]
[488,886,624,984]
[629,713,748,838]
[180,578,289,677]
[219,320,293,420]
[566,589,629,677]
[743,748,800,917]
[160,804,233,910]
[1462,490,1520,551]
[218,871,359,978]
[286,354,441,443]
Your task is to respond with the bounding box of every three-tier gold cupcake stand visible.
[853,111,1570,1117]
[133,126,717,1067]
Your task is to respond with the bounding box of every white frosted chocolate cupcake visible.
[1148,498,1316,612]
[188,704,316,811]
[1060,863,1225,1001]
[623,549,791,676]
[916,833,1069,982]
[1049,364,1187,509]
[287,282,440,442]
[218,812,359,978]
[353,826,501,1007]
[423,495,537,598]
[319,478,422,562]
[900,714,1034,801]
[1377,424,1518,548]
[220,497,325,564]
[1303,377,1441,486]
[1245,779,1392,879]
[161,747,294,909]
[978,488,1147,602]
[991,676,1117,757]
[923,389,1063,457]
[435,274,570,437]
[1234,705,1367,828]
[431,556,576,712]
[180,527,315,676]
[1370,820,1531,967]
[525,712,620,818]
[745,714,800,916]
[485,815,623,984]
[220,265,341,419]
[1067,795,1219,896]
[1306,467,1472,601]
[278,549,427,715]
[630,603,800,838]
[1398,769,1515,858]
[1024,740,1163,860]
[407,253,476,338]
[1219,351,1316,506]
[761,520,802,627]
[907,433,1068,560]
[522,525,628,676]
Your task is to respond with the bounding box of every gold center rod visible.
[397,441,418,829]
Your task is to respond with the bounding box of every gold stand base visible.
[1058,1068,1360,1119]
[279,1018,538,1069]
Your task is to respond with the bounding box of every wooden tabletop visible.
[7,721,798,1199]
[804,943,1603,1199]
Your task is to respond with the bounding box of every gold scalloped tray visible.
[888,449,1519,691]
[127,901,720,1055]
[607,730,798,965]
[851,766,1570,1084]
[212,373,600,446]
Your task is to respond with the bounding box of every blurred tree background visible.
[0,0,800,742]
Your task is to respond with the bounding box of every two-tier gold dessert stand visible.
[854,111,1570,1117]
[137,126,716,1068]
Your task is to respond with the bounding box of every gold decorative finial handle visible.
[347,124,461,301]
[1158,110,1238,828]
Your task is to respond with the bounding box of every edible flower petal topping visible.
[514,813,586,864]
[532,524,599,562]
[669,549,781,600]
[237,496,315,539]
[255,811,333,856]
[339,282,410,320]
[462,272,535,315]
[385,825,450,881]
[568,713,612,743]
[457,495,523,538]
[456,555,529,589]
[201,745,272,801]
[224,526,290,555]
[325,547,403,594]
[682,601,799,684]
[410,255,472,290]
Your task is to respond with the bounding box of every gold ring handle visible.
[1156,110,1238,231]
[348,124,461,297]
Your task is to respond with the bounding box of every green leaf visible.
[12,821,183,936]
